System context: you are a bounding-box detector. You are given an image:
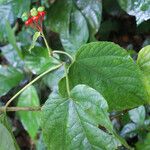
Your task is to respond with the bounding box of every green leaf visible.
[1,44,23,68]
[0,65,23,96]
[28,32,41,52]
[47,0,102,54]
[43,66,64,91]
[75,0,102,37]
[136,133,150,150]
[137,45,150,98]
[5,21,23,59]
[11,0,30,18]
[0,0,30,41]
[46,0,72,33]
[60,6,89,55]
[42,84,121,150]
[129,106,145,126]
[59,42,148,111]
[120,123,137,138]
[118,0,150,25]
[24,46,60,74]
[0,114,19,150]
[17,85,40,139]
[36,133,46,150]
[0,1,14,41]
[0,123,16,150]
[47,0,72,33]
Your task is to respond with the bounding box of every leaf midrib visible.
[70,100,107,150]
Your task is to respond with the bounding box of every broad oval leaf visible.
[46,0,72,33]
[75,0,102,37]
[0,123,16,150]
[137,45,150,98]
[17,85,40,139]
[42,84,121,150]
[0,65,23,96]
[47,0,104,55]
[59,42,148,111]
[60,6,89,55]
[118,0,150,25]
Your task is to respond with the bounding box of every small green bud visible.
[30,8,38,16]
[21,12,28,22]
[38,6,45,12]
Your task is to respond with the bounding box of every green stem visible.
[64,63,70,97]
[41,32,51,57]
[53,50,74,62]
[5,63,63,109]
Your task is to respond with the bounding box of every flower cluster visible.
[21,6,46,32]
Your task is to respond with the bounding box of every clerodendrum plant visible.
[0,6,150,150]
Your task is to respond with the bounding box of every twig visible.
[0,106,41,112]
[110,109,131,120]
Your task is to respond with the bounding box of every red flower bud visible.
[32,16,39,22]
[38,11,46,17]
[25,18,33,26]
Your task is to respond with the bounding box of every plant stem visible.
[64,63,70,97]
[5,63,63,109]
[41,32,51,57]
[53,50,74,62]
[0,106,41,112]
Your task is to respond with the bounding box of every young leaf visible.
[137,45,150,98]
[24,46,60,74]
[118,0,150,25]
[59,42,148,111]
[17,85,40,139]
[28,32,41,52]
[129,106,145,126]
[41,85,122,150]
[0,65,23,96]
